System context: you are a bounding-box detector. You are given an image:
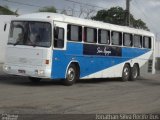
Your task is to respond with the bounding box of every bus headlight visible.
[35,70,45,76]
[3,66,11,71]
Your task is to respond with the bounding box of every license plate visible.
[18,70,26,74]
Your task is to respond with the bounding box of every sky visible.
[1,0,160,39]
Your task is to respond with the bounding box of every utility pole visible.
[126,0,131,26]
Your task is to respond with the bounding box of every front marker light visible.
[38,70,45,75]
[45,60,49,65]
[4,66,10,71]
[35,70,38,74]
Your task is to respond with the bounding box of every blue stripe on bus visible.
[51,42,150,79]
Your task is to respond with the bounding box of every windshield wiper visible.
[30,43,37,47]
[32,44,37,47]
[13,41,19,46]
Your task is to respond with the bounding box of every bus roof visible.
[14,12,154,37]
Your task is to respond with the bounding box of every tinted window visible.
[123,33,133,47]
[54,27,64,48]
[98,29,110,44]
[111,31,122,45]
[134,35,142,48]
[67,24,82,42]
[143,36,151,49]
[84,27,97,43]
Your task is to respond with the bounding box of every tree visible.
[92,7,149,31]
[132,19,149,30]
[39,6,57,13]
[0,5,18,15]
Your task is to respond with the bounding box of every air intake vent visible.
[148,60,153,73]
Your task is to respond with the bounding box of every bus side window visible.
[111,31,122,46]
[143,36,151,49]
[54,27,64,48]
[84,27,97,43]
[67,24,82,42]
[98,29,110,45]
[123,33,133,47]
[134,35,142,48]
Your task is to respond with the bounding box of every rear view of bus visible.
[3,14,53,83]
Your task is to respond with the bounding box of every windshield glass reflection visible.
[8,21,51,47]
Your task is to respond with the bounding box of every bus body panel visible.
[51,42,152,79]
[4,45,52,78]
[0,15,16,64]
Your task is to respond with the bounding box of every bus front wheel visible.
[29,77,41,83]
[63,64,79,86]
[122,64,131,81]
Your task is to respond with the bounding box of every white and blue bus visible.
[3,13,155,85]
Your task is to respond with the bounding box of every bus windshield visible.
[8,21,51,47]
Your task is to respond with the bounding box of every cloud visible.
[147,0,160,7]
[129,0,160,33]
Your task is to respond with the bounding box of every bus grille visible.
[148,60,153,73]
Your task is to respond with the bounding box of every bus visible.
[3,12,155,86]
[0,15,15,64]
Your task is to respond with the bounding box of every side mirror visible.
[4,24,7,31]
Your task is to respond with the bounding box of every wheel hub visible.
[132,67,138,78]
[124,67,129,77]
[67,68,75,81]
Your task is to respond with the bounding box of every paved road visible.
[0,75,160,114]
[0,65,160,115]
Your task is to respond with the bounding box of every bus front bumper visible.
[3,65,51,78]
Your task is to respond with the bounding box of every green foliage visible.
[92,7,149,31]
[132,19,149,31]
[39,6,57,13]
[0,6,17,15]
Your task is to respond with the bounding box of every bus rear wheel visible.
[130,64,139,81]
[63,64,79,86]
[122,64,131,81]
[29,77,41,83]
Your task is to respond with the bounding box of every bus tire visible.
[29,77,41,83]
[130,64,139,81]
[122,64,131,81]
[63,64,79,86]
